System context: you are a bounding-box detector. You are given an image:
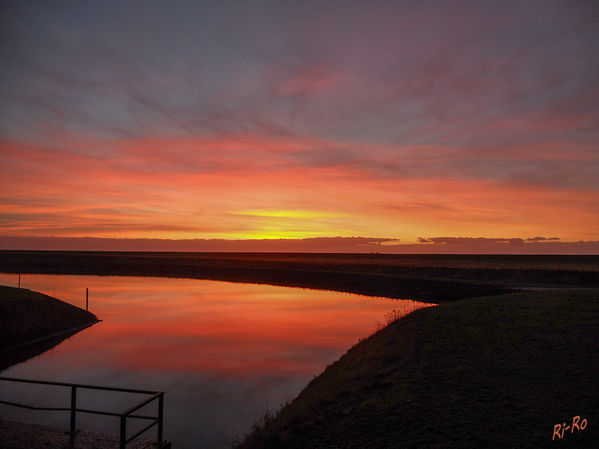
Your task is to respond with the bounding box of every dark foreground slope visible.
[236,290,599,449]
[0,286,98,370]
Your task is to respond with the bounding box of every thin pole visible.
[18,273,21,289]
[158,392,164,445]
[120,415,127,449]
[86,288,89,311]
[70,386,77,433]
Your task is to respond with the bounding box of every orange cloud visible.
[1,132,598,244]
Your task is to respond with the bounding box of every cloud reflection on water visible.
[0,273,432,448]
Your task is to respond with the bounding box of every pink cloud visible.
[274,66,341,98]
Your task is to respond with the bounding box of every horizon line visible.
[1,235,597,255]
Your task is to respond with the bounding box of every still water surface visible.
[0,273,432,448]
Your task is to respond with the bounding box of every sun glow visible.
[230,209,353,239]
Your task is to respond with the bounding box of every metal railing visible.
[0,376,167,449]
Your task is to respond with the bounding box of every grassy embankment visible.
[0,285,98,370]
[236,290,599,448]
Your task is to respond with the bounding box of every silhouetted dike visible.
[2,252,598,303]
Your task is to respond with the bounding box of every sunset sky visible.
[1,0,598,253]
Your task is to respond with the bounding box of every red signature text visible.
[552,416,588,440]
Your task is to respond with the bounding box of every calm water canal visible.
[0,273,432,448]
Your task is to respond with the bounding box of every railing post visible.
[120,415,127,449]
[158,392,164,445]
[70,386,77,433]
[0,377,166,447]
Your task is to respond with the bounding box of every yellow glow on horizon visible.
[227,209,353,240]
[3,135,599,245]
[232,231,336,240]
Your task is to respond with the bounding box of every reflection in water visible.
[0,273,433,448]
[0,324,96,371]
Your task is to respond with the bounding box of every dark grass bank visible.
[7,251,599,302]
[235,290,599,449]
[0,285,98,370]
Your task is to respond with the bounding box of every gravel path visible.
[0,420,158,449]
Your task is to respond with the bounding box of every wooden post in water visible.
[18,273,21,289]
[86,288,89,311]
